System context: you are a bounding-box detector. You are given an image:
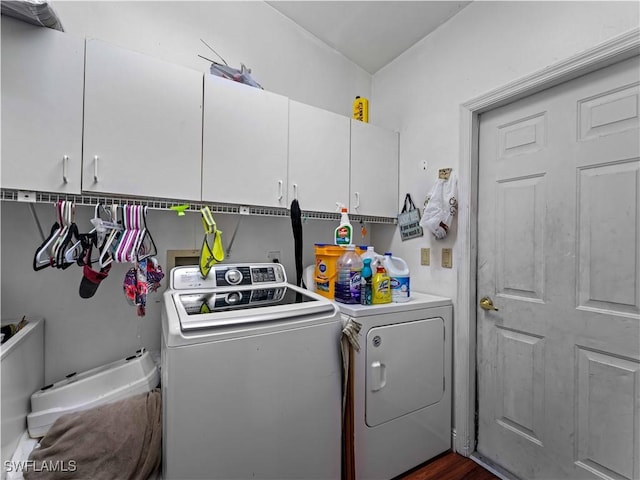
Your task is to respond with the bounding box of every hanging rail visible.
[1,189,397,225]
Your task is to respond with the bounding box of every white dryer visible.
[161,264,342,480]
[337,292,453,480]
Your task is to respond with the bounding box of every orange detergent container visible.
[314,244,365,299]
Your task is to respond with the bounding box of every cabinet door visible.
[1,17,84,193]
[350,121,399,217]
[289,101,350,212]
[202,75,289,208]
[83,39,203,200]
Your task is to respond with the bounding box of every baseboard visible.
[470,452,520,480]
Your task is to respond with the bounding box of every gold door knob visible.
[480,297,499,311]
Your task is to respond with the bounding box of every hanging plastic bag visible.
[397,194,423,241]
[421,169,458,240]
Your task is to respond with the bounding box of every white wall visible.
[1,204,348,383]
[371,0,640,303]
[1,1,374,383]
[53,0,372,117]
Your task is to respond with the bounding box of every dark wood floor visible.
[396,451,499,480]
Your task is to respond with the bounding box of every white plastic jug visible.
[382,253,410,302]
[360,246,379,267]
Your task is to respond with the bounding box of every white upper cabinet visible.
[202,75,289,208]
[1,16,84,193]
[350,120,399,217]
[82,39,203,200]
[288,101,350,212]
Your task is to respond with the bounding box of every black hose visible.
[290,199,303,287]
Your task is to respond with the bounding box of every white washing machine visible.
[161,264,342,480]
[337,292,453,480]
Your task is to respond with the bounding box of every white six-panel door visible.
[477,56,639,479]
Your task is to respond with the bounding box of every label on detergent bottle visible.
[372,270,391,304]
[353,96,369,123]
[335,270,361,304]
[335,225,352,245]
[390,276,410,302]
[316,259,330,292]
[349,271,362,302]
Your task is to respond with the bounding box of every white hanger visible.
[99,204,122,268]
[33,201,65,270]
[64,204,109,265]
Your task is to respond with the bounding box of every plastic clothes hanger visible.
[67,203,110,266]
[122,205,142,263]
[33,201,64,271]
[129,206,145,262]
[50,201,72,266]
[115,205,133,263]
[99,204,122,268]
[54,202,81,269]
[135,206,157,262]
[54,202,80,269]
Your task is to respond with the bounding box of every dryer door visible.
[366,317,445,427]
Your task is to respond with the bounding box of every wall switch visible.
[420,248,430,266]
[442,248,452,268]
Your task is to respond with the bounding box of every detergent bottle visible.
[372,260,391,305]
[360,245,379,265]
[334,207,353,246]
[382,253,410,302]
[360,258,373,306]
[334,244,363,304]
[352,96,369,123]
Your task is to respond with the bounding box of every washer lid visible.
[172,285,335,331]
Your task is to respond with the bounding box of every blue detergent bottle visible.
[360,258,373,305]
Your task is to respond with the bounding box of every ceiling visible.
[267,1,472,74]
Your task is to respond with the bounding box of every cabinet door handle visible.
[277,180,283,201]
[62,155,69,184]
[354,191,361,210]
[93,155,99,183]
[292,183,298,200]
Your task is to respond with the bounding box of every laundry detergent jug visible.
[382,253,410,302]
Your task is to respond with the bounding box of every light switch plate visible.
[420,248,430,266]
[442,248,452,268]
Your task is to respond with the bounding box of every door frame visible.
[454,27,640,457]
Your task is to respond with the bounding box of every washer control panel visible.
[171,263,287,290]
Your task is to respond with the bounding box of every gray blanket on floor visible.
[25,389,162,480]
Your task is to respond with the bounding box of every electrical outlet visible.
[442,248,453,268]
[268,250,281,262]
[420,248,430,266]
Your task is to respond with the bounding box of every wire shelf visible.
[1,189,397,224]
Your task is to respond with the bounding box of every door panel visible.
[365,318,444,427]
[577,160,639,316]
[496,175,546,301]
[477,56,640,479]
